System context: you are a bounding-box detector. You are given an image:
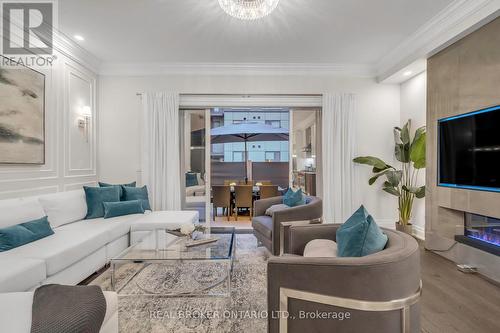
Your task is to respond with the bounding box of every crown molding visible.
[52,31,102,74]
[0,15,101,74]
[1,12,101,74]
[98,62,376,77]
[376,0,500,82]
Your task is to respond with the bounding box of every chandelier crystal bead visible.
[218,0,280,20]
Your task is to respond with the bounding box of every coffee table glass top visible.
[113,227,236,261]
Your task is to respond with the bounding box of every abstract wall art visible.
[0,56,45,164]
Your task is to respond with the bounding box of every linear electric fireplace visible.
[455,213,500,256]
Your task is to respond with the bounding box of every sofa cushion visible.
[130,211,198,232]
[103,200,144,219]
[0,292,34,333]
[122,185,151,211]
[337,205,388,257]
[58,214,142,244]
[0,216,54,252]
[252,215,273,238]
[0,258,46,292]
[303,239,338,258]
[0,228,109,276]
[84,186,121,219]
[0,197,45,229]
[38,190,87,228]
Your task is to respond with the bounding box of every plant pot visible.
[395,222,413,235]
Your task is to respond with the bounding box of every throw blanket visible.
[31,284,106,333]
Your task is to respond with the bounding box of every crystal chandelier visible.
[218,0,280,20]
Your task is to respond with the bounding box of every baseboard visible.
[412,225,425,240]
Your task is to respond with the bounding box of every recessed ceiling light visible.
[403,70,413,76]
[73,34,85,41]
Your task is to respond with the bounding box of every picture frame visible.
[0,55,46,164]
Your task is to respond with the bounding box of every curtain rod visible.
[136,93,323,96]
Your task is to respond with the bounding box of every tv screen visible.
[439,105,500,192]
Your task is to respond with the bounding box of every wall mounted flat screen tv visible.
[439,105,500,192]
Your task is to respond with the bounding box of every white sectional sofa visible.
[0,189,199,292]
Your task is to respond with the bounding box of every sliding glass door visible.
[290,108,321,196]
[180,109,211,225]
[180,105,322,228]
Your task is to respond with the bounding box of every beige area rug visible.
[92,234,269,333]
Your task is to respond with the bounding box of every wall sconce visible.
[78,106,92,142]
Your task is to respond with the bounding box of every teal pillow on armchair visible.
[185,173,198,187]
[336,205,388,257]
[283,188,305,207]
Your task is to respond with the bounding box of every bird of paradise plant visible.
[353,120,426,231]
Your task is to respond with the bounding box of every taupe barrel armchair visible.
[268,224,421,333]
[252,196,323,255]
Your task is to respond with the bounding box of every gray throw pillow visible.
[265,204,289,216]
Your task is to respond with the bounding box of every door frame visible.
[179,94,323,226]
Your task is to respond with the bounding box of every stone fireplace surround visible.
[426,17,500,283]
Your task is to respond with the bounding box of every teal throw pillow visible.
[337,205,388,257]
[185,173,198,187]
[99,181,136,200]
[122,185,152,211]
[84,186,121,219]
[0,216,54,252]
[283,188,305,207]
[103,200,144,219]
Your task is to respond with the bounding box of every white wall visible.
[0,37,99,199]
[400,71,427,238]
[98,74,401,225]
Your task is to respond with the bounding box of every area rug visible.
[92,234,269,333]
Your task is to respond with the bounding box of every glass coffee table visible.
[110,227,235,297]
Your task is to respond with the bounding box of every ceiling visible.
[58,0,454,65]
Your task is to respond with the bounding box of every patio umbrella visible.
[210,122,289,182]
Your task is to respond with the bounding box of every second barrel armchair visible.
[252,195,323,255]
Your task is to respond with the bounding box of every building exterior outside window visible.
[211,109,289,162]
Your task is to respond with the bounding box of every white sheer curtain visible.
[322,93,358,223]
[141,92,181,211]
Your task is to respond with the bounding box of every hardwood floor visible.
[420,244,500,333]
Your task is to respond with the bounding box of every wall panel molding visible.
[0,186,59,200]
[64,181,97,191]
[0,51,98,199]
[63,59,97,177]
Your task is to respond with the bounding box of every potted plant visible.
[353,120,426,234]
